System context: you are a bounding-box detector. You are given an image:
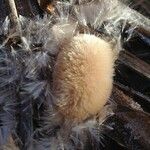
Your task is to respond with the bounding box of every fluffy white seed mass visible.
[52,34,115,122]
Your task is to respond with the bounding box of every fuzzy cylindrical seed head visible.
[52,34,115,123]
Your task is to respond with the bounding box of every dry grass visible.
[130,0,150,17]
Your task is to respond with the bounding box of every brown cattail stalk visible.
[6,0,22,34]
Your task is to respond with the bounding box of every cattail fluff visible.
[0,0,148,149]
[52,34,115,123]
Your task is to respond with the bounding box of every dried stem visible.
[118,51,150,80]
[6,0,22,34]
